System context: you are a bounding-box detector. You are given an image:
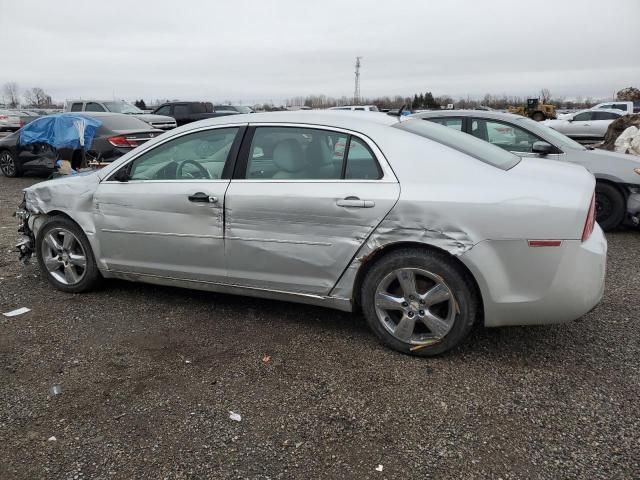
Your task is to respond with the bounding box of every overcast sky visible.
[1,0,639,105]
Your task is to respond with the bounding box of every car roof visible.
[410,110,528,122]
[170,110,399,133]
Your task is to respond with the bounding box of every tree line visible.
[2,82,55,108]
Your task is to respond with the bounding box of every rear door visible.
[224,124,400,295]
[173,104,191,126]
[565,111,594,138]
[94,125,244,283]
[591,111,620,137]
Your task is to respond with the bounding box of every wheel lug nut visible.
[419,310,425,316]
[408,311,414,318]
[402,302,408,307]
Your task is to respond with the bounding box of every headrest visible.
[272,139,306,172]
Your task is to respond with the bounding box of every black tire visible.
[531,111,545,122]
[0,150,22,177]
[35,216,101,293]
[361,248,478,357]
[595,182,625,231]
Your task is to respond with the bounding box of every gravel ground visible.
[0,173,638,480]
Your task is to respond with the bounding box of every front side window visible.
[244,127,381,180]
[471,119,541,153]
[573,112,593,121]
[70,103,83,112]
[119,127,239,181]
[154,105,171,116]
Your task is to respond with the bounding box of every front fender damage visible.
[15,173,100,263]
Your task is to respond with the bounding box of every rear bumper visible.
[459,226,607,327]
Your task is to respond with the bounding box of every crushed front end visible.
[15,196,35,264]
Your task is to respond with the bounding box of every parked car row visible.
[15,111,608,357]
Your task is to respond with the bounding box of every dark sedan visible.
[0,112,163,177]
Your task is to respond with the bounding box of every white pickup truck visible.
[592,101,640,115]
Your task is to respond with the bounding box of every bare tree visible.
[3,82,20,107]
[540,88,551,103]
[23,87,52,107]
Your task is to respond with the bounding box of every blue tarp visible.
[19,113,102,150]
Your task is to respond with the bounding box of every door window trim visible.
[101,124,248,183]
[231,123,396,183]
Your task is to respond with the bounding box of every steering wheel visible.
[176,159,210,179]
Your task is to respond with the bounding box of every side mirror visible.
[113,167,130,182]
[532,141,553,156]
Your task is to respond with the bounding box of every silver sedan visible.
[411,110,640,231]
[16,112,606,356]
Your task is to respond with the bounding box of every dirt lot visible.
[0,174,638,480]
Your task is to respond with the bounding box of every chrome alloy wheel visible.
[0,151,15,176]
[374,268,457,345]
[40,228,87,285]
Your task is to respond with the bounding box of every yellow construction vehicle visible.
[507,98,556,121]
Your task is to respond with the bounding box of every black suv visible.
[152,102,238,127]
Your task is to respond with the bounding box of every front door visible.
[224,125,400,295]
[470,117,561,160]
[94,126,242,283]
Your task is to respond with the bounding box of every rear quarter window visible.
[395,119,520,170]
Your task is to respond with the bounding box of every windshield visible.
[394,119,520,170]
[516,117,586,151]
[103,101,144,114]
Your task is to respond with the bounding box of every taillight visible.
[108,135,138,148]
[582,193,596,242]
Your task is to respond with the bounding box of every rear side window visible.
[174,105,190,116]
[593,111,620,120]
[70,103,83,112]
[612,104,628,112]
[243,127,382,180]
[395,119,520,170]
[190,103,206,114]
[426,117,463,131]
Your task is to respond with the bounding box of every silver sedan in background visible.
[16,112,606,356]
[543,108,623,142]
[411,110,640,231]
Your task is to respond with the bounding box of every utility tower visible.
[353,56,362,104]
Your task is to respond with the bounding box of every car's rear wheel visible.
[0,150,22,177]
[595,182,625,231]
[361,248,478,356]
[36,216,101,293]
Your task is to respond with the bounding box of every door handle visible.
[188,192,218,203]
[336,196,375,208]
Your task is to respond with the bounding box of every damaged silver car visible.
[16,111,607,356]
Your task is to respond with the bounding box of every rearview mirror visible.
[113,167,129,182]
[532,141,553,156]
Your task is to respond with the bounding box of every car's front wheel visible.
[0,150,22,177]
[361,248,478,356]
[595,182,625,231]
[36,216,101,293]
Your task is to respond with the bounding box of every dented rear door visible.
[224,125,400,296]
